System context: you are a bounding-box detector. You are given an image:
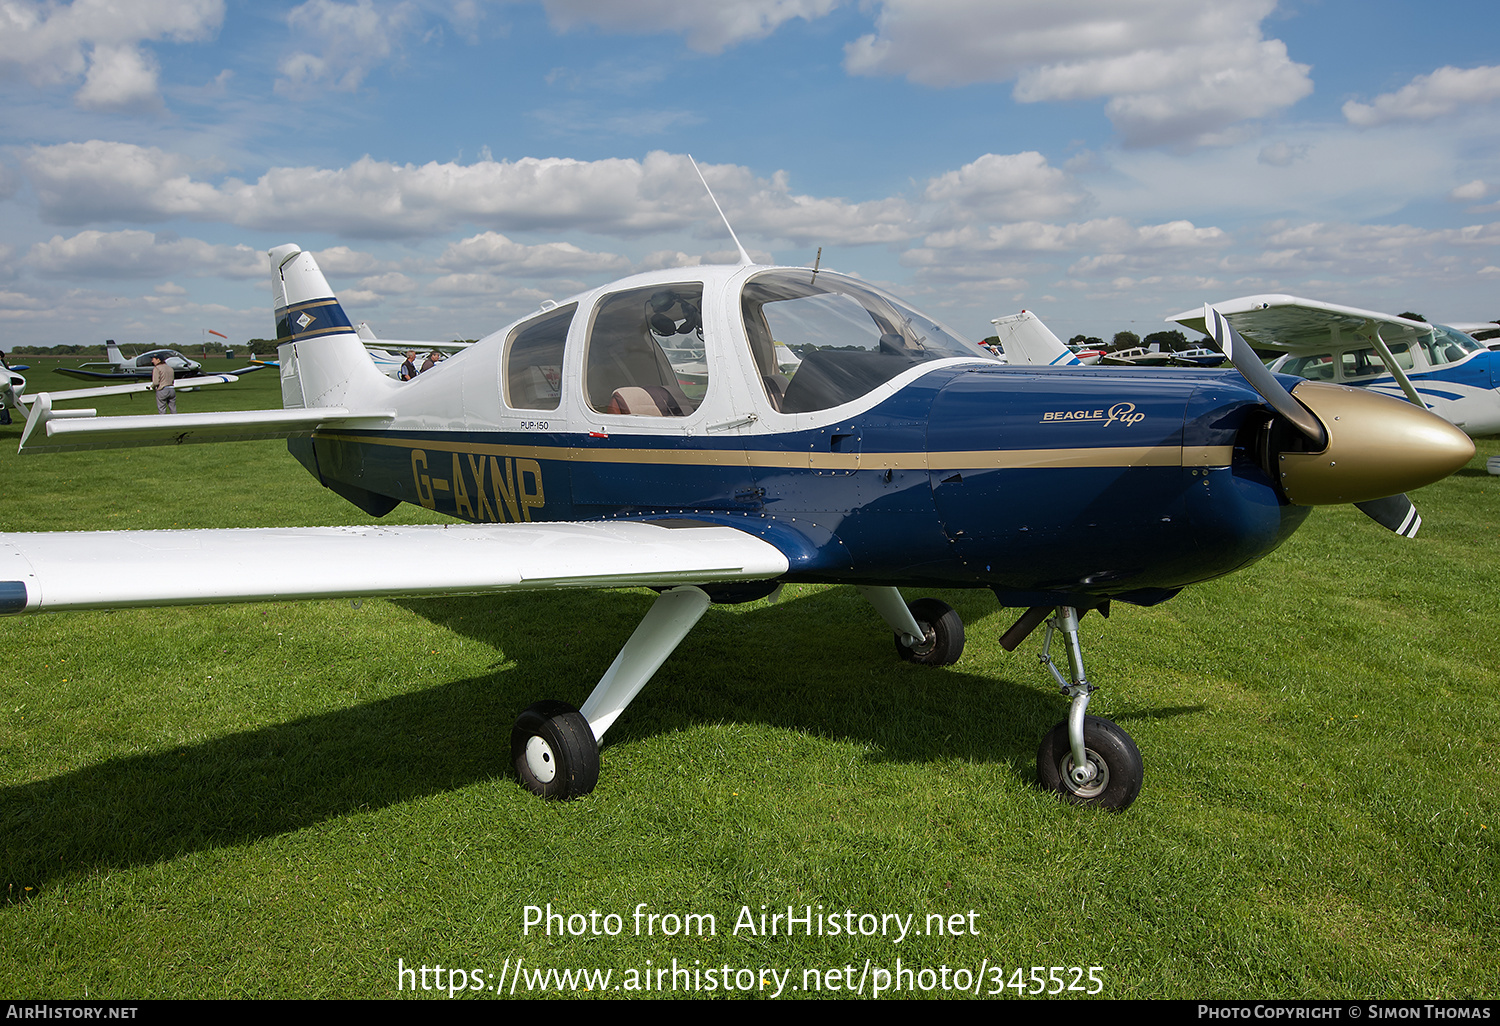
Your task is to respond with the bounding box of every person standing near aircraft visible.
[150,355,176,414]
[420,350,443,373]
[398,350,418,381]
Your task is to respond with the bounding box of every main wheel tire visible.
[511,700,600,800]
[1037,715,1143,811]
[894,598,965,666]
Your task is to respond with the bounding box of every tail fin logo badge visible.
[296,312,315,330]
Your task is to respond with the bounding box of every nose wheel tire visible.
[1037,715,1143,811]
[512,700,600,800]
[894,598,965,666]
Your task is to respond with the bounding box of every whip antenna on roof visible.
[689,155,752,266]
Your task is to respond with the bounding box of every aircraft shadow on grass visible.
[2,587,1202,900]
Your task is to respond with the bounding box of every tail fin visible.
[991,311,1080,367]
[104,340,125,367]
[269,244,389,409]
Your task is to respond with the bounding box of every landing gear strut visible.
[860,586,965,667]
[1006,604,1144,811]
[511,585,712,800]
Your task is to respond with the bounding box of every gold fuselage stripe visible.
[312,431,1233,471]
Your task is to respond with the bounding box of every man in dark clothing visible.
[398,350,419,381]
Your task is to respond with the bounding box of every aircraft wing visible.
[1166,294,1433,353]
[17,403,395,454]
[52,367,145,381]
[357,322,473,354]
[0,521,789,614]
[19,373,242,406]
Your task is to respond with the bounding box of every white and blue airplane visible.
[1167,295,1500,438]
[0,245,1474,810]
[54,340,205,382]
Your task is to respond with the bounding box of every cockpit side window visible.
[1339,343,1412,379]
[1421,325,1484,367]
[503,303,576,411]
[1283,353,1334,380]
[585,284,705,417]
[741,270,986,414]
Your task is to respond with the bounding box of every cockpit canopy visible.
[740,269,987,413]
[498,265,989,421]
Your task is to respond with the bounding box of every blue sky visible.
[2,0,1499,350]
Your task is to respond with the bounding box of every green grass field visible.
[1,359,1497,999]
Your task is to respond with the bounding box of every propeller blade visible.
[1204,304,1327,447]
[1352,494,1422,538]
[1201,304,1472,532]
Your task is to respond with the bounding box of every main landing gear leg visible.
[1031,605,1143,811]
[859,585,965,666]
[511,585,711,800]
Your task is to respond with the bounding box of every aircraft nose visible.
[1276,381,1474,505]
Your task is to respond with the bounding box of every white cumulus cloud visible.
[1451,180,1489,202]
[845,0,1311,147]
[27,229,264,279]
[923,152,1087,224]
[0,0,223,110]
[437,231,632,276]
[277,0,419,93]
[539,0,842,53]
[1343,65,1500,126]
[74,44,163,112]
[19,144,921,247]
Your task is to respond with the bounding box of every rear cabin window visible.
[504,303,576,411]
[585,284,706,417]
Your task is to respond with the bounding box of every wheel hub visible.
[1062,749,1108,798]
[908,623,936,656]
[525,736,558,784]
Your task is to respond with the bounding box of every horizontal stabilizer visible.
[0,521,790,613]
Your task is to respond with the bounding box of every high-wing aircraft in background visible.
[1168,295,1500,437]
[0,246,1474,811]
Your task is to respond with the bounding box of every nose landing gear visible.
[1006,604,1145,811]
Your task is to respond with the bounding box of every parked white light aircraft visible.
[54,341,206,381]
[988,311,1074,366]
[0,246,1474,811]
[1,365,27,422]
[1167,295,1500,437]
[356,323,474,379]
